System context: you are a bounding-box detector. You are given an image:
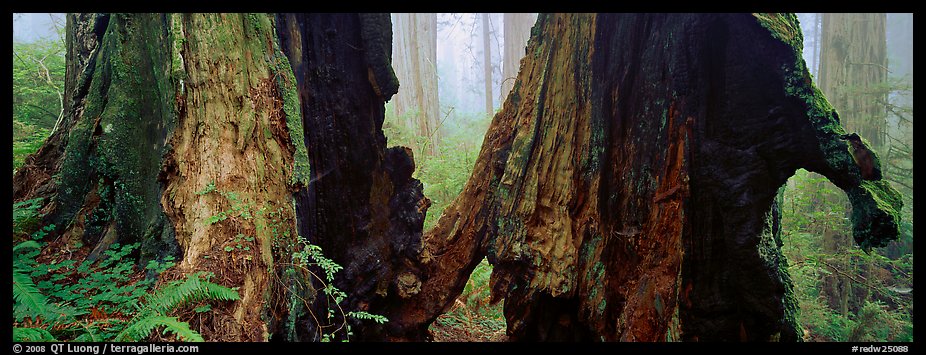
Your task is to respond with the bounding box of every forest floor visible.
[429,300,508,342]
[426,258,508,342]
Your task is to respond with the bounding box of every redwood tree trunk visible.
[274,13,429,342]
[382,13,902,342]
[12,13,421,342]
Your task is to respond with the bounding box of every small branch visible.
[19,104,60,120]
[847,61,891,73]
[885,178,913,192]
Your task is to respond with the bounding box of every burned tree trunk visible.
[12,13,422,342]
[383,13,902,342]
[273,13,430,342]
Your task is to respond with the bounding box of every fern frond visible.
[140,273,240,316]
[14,240,41,253]
[13,327,57,342]
[115,316,204,342]
[72,324,101,342]
[201,281,241,301]
[13,269,49,321]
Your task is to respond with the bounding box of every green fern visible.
[72,325,102,342]
[139,272,239,317]
[347,311,388,324]
[114,272,239,342]
[13,327,58,342]
[13,241,78,324]
[13,240,41,253]
[13,198,43,235]
[115,316,204,342]
[13,269,48,321]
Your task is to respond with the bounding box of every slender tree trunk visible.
[814,13,822,76]
[482,13,494,115]
[501,13,536,100]
[381,13,902,342]
[391,13,441,155]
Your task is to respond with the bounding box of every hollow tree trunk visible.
[12,13,422,342]
[382,13,902,342]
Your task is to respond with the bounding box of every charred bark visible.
[385,13,903,342]
[274,13,428,341]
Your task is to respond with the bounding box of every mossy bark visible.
[12,13,416,342]
[383,13,902,342]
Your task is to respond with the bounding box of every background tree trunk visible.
[391,13,441,155]
[482,13,494,115]
[381,13,902,342]
[819,13,887,147]
[880,13,913,260]
[501,13,537,100]
[817,13,888,316]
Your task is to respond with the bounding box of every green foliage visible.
[782,169,913,342]
[195,180,216,195]
[12,240,77,324]
[13,37,65,172]
[383,108,489,230]
[12,232,237,342]
[13,198,44,237]
[13,269,50,322]
[289,236,389,342]
[13,327,58,342]
[432,258,506,340]
[847,301,913,342]
[114,272,238,342]
[384,106,501,339]
[115,316,204,342]
[137,272,239,318]
[197,183,253,226]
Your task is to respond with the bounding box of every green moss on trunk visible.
[56,14,178,264]
[757,13,902,250]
